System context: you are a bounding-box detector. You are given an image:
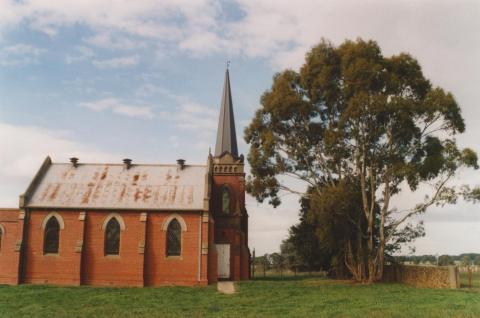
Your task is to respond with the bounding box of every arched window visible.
[221,186,230,214]
[104,218,121,255]
[166,219,181,256]
[0,225,3,252]
[44,217,60,254]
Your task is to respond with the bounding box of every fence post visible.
[448,266,459,289]
[468,266,472,288]
[263,257,266,277]
[252,249,255,279]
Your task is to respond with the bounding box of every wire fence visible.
[250,252,326,280]
[250,254,480,289]
[459,266,480,289]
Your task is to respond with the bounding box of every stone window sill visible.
[166,255,182,260]
[105,255,120,259]
[44,253,59,257]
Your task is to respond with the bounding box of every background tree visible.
[279,240,299,271]
[461,255,472,267]
[438,255,454,266]
[245,38,478,282]
[474,255,480,266]
[282,190,329,273]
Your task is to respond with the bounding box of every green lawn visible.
[0,277,479,318]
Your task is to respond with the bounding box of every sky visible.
[0,0,479,256]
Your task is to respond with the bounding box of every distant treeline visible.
[252,252,480,274]
[394,253,480,266]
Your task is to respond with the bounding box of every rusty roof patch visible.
[26,162,207,210]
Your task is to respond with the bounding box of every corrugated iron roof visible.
[26,163,207,210]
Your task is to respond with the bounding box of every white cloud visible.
[84,32,145,50]
[65,45,95,64]
[133,83,219,130]
[165,94,218,131]
[0,0,222,55]
[92,55,139,68]
[0,43,45,66]
[134,83,171,97]
[80,98,154,119]
[0,122,117,207]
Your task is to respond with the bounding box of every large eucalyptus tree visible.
[245,39,478,282]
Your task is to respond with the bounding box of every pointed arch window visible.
[0,225,3,252]
[44,217,60,254]
[221,186,231,214]
[105,218,121,255]
[166,219,182,256]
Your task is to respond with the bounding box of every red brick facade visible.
[0,208,221,286]
[211,153,250,281]
[0,69,250,287]
[0,209,23,285]
[0,154,250,287]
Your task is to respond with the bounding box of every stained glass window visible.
[167,219,181,256]
[105,218,120,255]
[44,217,60,254]
[222,186,230,214]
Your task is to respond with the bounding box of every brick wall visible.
[144,212,202,286]
[207,217,218,283]
[383,264,460,289]
[24,210,83,285]
[9,209,211,287]
[82,211,145,287]
[212,175,245,213]
[212,173,250,281]
[0,209,22,285]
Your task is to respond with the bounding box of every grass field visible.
[0,276,479,318]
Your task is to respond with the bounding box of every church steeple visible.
[214,67,238,157]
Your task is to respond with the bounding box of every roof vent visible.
[177,159,185,170]
[123,158,132,169]
[70,157,79,168]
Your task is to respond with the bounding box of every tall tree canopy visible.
[245,39,478,282]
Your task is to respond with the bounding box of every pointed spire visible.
[215,66,238,157]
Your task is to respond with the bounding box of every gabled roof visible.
[24,160,208,211]
[215,68,238,157]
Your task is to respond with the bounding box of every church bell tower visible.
[210,67,250,281]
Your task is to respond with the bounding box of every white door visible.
[216,244,230,279]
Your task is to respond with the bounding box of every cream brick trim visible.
[75,240,83,253]
[101,213,126,231]
[41,212,65,230]
[161,213,187,232]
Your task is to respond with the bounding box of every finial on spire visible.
[226,60,230,69]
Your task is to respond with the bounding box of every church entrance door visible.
[216,244,230,279]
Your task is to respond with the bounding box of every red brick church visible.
[0,69,250,286]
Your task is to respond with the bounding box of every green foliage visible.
[244,38,478,282]
[438,255,454,266]
[282,191,332,272]
[461,255,472,267]
[475,255,480,266]
[396,253,480,265]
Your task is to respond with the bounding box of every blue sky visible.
[1,0,479,255]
